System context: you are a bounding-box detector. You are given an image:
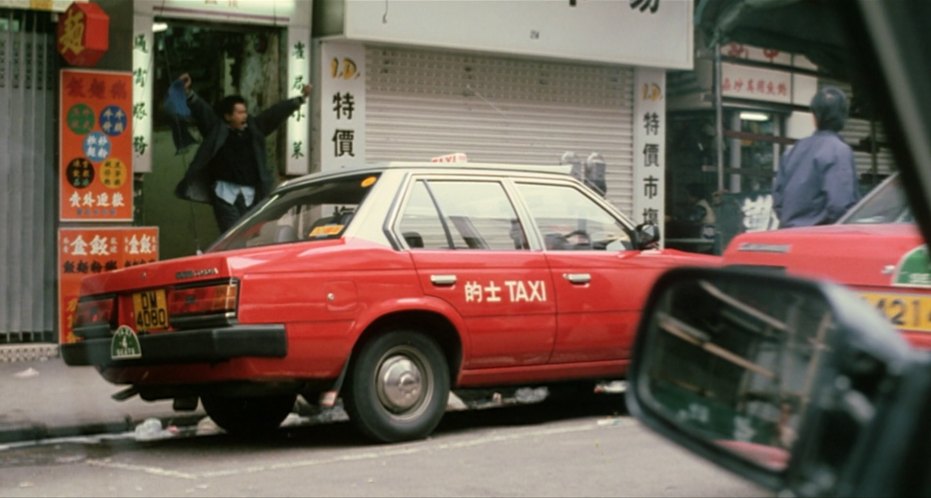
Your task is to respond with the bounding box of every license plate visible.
[860,291,931,333]
[132,289,168,331]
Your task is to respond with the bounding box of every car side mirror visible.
[635,222,660,250]
[625,267,915,496]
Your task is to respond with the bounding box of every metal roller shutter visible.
[0,9,57,343]
[365,47,636,213]
[821,79,896,178]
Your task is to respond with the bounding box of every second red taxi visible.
[723,173,931,348]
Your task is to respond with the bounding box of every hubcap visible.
[377,353,425,413]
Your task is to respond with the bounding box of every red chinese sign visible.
[720,62,793,105]
[58,227,159,344]
[60,69,133,221]
[56,1,110,67]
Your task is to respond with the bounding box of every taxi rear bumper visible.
[61,325,287,367]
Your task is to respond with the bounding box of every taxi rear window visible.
[209,174,380,251]
[841,174,912,225]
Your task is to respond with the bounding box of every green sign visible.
[111,325,142,360]
[895,246,931,287]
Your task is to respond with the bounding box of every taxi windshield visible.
[208,173,381,252]
[839,173,912,225]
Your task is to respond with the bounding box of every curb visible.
[0,412,206,445]
[0,344,60,364]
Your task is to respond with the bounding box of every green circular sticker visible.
[895,246,931,287]
[66,103,95,135]
[111,325,142,360]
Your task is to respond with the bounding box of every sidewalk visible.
[0,345,619,445]
[0,346,205,444]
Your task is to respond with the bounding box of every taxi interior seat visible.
[544,233,570,250]
[403,231,424,248]
[275,225,298,243]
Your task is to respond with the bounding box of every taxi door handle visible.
[563,273,591,285]
[430,274,457,286]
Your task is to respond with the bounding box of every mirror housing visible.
[635,222,661,250]
[626,267,915,496]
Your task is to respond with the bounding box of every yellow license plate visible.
[860,292,931,333]
[132,289,168,331]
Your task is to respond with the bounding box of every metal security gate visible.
[0,9,57,344]
[821,79,896,179]
[365,47,636,213]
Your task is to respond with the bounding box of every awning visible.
[695,0,849,79]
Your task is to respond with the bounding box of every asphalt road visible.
[0,395,769,497]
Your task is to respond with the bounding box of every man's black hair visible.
[217,95,247,117]
[811,86,849,132]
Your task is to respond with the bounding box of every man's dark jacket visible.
[174,92,303,204]
[773,130,861,228]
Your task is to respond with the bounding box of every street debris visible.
[133,418,175,441]
[13,367,39,379]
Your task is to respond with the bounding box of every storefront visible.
[2,0,694,347]
[317,42,638,211]
[131,0,311,258]
[665,41,894,253]
[312,0,693,224]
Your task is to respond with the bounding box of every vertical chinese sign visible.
[632,67,666,245]
[60,69,134,221]
[319,41,366,173]
[58,227,159,344]
[286,23,311,175]
[131,11,153,172]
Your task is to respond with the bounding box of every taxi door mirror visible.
[626,267,914,496]
[635,222,660,249]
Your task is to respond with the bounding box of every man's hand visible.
[300,83,312,102]
[178,73,192,94]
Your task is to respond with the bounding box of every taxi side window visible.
[516,182,632,251]
[398,180,529,250]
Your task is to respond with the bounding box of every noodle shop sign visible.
[56,2,109,67]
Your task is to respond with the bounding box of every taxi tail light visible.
[168,280,238,327]
[73,296,115,339]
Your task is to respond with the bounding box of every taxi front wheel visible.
[344,331,450,443]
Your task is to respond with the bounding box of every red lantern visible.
[56,2,110,67]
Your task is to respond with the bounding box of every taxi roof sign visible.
[430,153,469,163]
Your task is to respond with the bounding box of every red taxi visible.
[64,162,717,442]
[722,173,931,348]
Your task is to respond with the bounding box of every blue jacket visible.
[773,130,861,228]
[174,93,302,204]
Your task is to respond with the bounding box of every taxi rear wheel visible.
[344,331,450,443]
[201,393,296,435]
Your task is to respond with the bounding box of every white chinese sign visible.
[319,41,367,172]
[344,0,692,69]
[632,67,666,243]
[131,12,154,173]
[285,25,311,175]
[140,0,298,26]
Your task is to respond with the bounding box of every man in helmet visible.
[773,86,861,228]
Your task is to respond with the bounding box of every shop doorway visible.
[140,21,286,259]
[666,109,790,254]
